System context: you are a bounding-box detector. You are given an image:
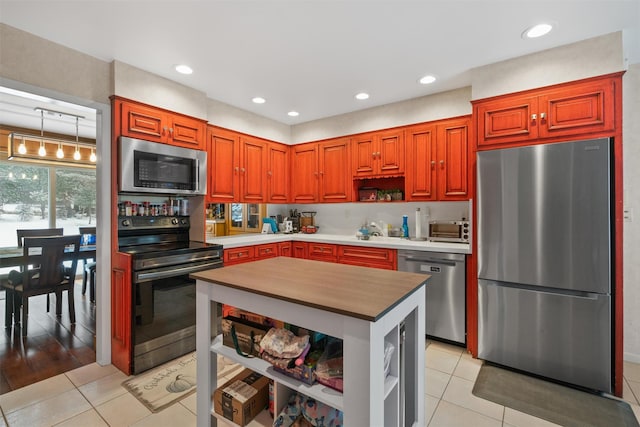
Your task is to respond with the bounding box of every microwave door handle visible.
[195,158,200,192]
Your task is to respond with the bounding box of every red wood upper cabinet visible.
[319,138,351,203]
[405,117,470,201]
[291,142,319,203]
[436,117,470,201]
[474,74,619,148]
[207,126,239,202]
[352,129,404,178]
[117,98,205,149]
[405,123,437,201]
[240,136,267,203]
[206,127,271,203]
[267,142,290,203]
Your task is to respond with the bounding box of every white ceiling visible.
[1,0,639,134]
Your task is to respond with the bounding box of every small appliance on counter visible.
[289,209,301,233]
[428,220,470,243]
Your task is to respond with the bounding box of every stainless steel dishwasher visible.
[397,250,466,345]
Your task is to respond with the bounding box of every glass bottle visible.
[402,215,409,238]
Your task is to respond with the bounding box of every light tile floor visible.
[0,341,639,426]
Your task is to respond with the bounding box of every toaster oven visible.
[428,220,470,243]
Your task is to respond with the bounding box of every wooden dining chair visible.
[16,228,64,247]
[3,235,81,335]
[78,226,96,303]
[16,228,64,313]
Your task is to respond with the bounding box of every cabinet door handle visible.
[241,167,246,173]
[319,171,324,176]
[440,160,444,168]
[531,113,537,121]
[162,126,168,135]
[169,127,174,136]
[267,171,272,176]
[431,160,436,169]
[235,167,239,173]
[540,112,546,119]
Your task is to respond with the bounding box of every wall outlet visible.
[624,207,633,222]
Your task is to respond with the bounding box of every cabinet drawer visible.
[224,246,255,265]
[307,243,337,262]
[121,102,165,142]
[338,246,397,270]
[255,243,279,259]
[278,242,292,257]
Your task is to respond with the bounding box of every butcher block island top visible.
[191,256,430,322]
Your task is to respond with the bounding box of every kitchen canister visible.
[179,199,189,216]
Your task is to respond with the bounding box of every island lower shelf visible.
[211,334,344,411]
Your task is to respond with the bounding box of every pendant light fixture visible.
[37,109,46,157]
[73,117,81,160]
[17,137,27,154]
[7,107,95,168]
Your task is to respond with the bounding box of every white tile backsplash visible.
[267,201,471,236]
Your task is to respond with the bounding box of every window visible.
[0,161,96,274]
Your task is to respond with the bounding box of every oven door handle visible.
[135,260,223,282]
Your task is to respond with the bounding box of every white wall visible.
[291,87,472,144]
[471,32,626,100]
[112,60,208,120]
[623,63,640,363]
[0,24,111,104]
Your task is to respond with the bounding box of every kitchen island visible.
[192,257,428,426]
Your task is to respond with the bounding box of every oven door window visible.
[134,150,195,191]
[134,275,195,345]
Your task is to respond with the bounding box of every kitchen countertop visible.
[206,232,471,254]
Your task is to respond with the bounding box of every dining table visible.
[0,245,97,269]
[2,243,98,326]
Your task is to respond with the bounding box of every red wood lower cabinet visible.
[255,243,278,259]
[337,245,397,270]
[111,252,132,374]
[292,241,308,259]
[278,241,292,257]
[224,246,255,266]
[307,242,338,262]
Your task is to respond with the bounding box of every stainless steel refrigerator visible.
[477,138,613,393]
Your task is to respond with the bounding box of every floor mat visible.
[472,364,639,427]
[123,352,242,413]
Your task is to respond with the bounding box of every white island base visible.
[193,257,427,427]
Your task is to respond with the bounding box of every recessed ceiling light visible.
[355,92,369,100]
[523,23,553,39]
[419,75,436,85]
[288,111,299,117]
[175,64,193,75]
[252,97,266,104]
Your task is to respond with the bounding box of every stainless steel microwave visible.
[119,136,207,195]
[428,220,470,243]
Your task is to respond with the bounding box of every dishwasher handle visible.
[400,256,458,267]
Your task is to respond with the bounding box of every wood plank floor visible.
[0,282,96,394]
